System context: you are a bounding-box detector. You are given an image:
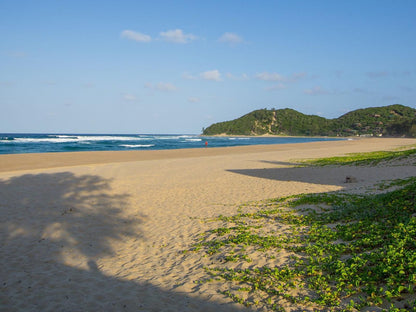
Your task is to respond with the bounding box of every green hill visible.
[202,104,416,137]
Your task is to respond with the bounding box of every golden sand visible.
[1,138,416,311]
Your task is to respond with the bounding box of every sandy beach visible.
[1,138,416,312]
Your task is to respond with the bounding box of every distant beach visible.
[1,138,416,311]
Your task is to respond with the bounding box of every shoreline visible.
[0,137,415,173]
[202,133,351,138]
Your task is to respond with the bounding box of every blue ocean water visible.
[0,133,342,155]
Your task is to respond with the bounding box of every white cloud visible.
[121,30,151,42]
[200,70,221,81]
[255,72,285,81]
[159,29,197,43]
[303,86,330,95]
[188,97,200,103]
[218,32,244,44]
[144,82,153,89]
[145,82,177,92]
[226,73,249,80]
[256,72,308,83]
[182,72,197,80]
[183,70,224,81]
[156,82,177,92]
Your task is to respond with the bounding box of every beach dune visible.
[1,138,416,311]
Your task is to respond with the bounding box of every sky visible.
[1,0,415,134]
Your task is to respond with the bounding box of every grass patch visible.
[299,146,416,166]
[189,148,416,311]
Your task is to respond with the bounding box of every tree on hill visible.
[202,104,416,137]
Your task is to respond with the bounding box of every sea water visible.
[0,133,341,155]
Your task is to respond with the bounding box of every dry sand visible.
[1,138,416,311]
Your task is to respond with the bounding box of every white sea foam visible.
[55,135,78,139]
[121,144,154,148]
[14,137,79,143]
[12,135,148,144]
[153,135,185,140]
[76,135,148,141]
[151,135,198,140]
[185,138,202,142]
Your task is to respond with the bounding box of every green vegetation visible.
[202,104,416,137]
[299,146,416,166]
[189,150,416,311]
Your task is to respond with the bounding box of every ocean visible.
[0,133,342,155]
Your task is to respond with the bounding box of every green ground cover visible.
[299,146,416,166]
[190,149,416,311]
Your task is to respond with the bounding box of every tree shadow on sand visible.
[227,163,416,188]
[0,172,243,312]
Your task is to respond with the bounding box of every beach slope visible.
[1,138,416,311]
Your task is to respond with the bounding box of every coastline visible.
[1,137,414,173]
[0,133,343,156]
[1,137,416,311]
[203,132,339,137]
[201,133,352,139]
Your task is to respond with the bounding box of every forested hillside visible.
[202,104,416,137]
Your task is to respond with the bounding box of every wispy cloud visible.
[256,71,308,83]
[226,73,249,80]
[303,86,331,95]
[184,71,246,82]
[200,70,221,81]
[120,30,151,42]
[256,72,285,81]
[182,72,197,80]
[218,32,244,45]
[145,82,177,92]
[156,82,177,92]
[159,29,197,43]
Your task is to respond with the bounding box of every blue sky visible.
[1,0,415,134]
